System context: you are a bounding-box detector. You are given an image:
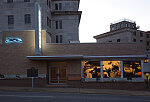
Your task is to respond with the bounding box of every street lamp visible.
[146,73,149,88]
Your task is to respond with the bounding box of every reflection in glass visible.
[103,61,121,78]
[123,61,141,78]
[82,61,100,79]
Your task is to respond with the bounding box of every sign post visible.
[32,77,34,88]
[27,67,38,88]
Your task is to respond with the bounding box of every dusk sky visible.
[79,0,150,43]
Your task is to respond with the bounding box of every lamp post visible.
[146,73,149,88]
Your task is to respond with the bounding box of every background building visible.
[0,0,81,43]
[94,19,150,50]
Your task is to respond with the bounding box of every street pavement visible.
[0,91,150,102]
[0,86,150,96]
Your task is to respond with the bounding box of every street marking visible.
[0,95,53,98]
[18,96,53,98]
[0,95,16,97]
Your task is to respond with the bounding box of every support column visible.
[46,61,49,84]
[120,61,123,78]
[141,60,144,78]
[81,61,83,82]
[100,61,103,78]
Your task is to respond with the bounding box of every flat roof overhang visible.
[26,55,146,61]
[26,55,84,61]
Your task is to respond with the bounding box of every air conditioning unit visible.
[69,40,80,43]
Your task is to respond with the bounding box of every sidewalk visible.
[0,86,150,96]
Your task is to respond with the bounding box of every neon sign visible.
[5,37,22,44]
[35,2,42,55]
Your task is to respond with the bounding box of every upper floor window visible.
[133,39,136,42]
[56,20,62,29]
[140,40,143,43]
[56,35,63,43]
[147,41,149,46]
[7,0,13,3]
[140,32,143,37]
[117,39,120,42]
[47,17,51,28]
[8,15,14,25]
[55,3,62,10]
[25,14,31,24]
[147,34,149,38]
[133,31,136,36]
[47,0,48,5]
[24,0,30,2]
[48,1,51,8]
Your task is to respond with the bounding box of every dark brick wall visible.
[0,78,47,87]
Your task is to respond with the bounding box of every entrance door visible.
[51,67,66,83]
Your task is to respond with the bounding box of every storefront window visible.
[82,61,100,79]
[123,61,141,78]
[103,61,121,78]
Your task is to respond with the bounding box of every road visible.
[0,91,150,102]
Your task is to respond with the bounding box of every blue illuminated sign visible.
[5,37,22,44]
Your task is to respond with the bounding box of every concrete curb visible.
[0,87,150,96]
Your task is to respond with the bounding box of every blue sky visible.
[79,0,150,42]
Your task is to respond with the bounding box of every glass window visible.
[123,61,141,78]
[133,31,136,36]
[49,1,50,8]
[117,39,120,42]
[7,0,13,3]
[103,61,121,78]
[47,0,48,5]
[8,15,14,25]
[144,58,149,63]
[24,0,30,2]
[55,3,58,10]
[56,20,62,29]
[25,14,31,24]
[140,32,143,37]
[59,3,62,10]
[140,40,143,43]
[55,3,62,10]
[47,17,51,28]
[147,41,149,46]
[56,35,58,43]
[56,35,63,43]
[147,34,149,38]
[60,35,62,43]
[133,39,136,42]
[82,61,100,79]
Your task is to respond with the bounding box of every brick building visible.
[0,1,149,89]
[0,30,148,89]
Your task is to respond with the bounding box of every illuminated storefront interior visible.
[103,61,121,78]
[123,61,141,78]
[82,61,100,79]
[82,60,143,81]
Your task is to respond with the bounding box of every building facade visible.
[94,19,150,50]
[0,0,81,43]
[0,2,149,89]
[0,30,148,89]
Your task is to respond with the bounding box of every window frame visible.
[7,0,13,3]
[8,15,14,25]
[24,0,30,2]
[56,20,62,29]
[24,14,31,24]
